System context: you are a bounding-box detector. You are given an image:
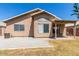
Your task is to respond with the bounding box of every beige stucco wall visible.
[5,15,34,37]
[61,24,65,36]
[76,21,79,25]
[33,13,55,38]
[0,28,2,36]
[5,12,65,38]
[0,27,5,36]
[5,12,56,38]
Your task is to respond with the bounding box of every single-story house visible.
[0,8,77,38]
[66,21,79,36]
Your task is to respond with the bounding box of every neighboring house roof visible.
[55,20,76,23]
[65,20,79,27]
[65,24,74,27]
[0,22,6,27]
[3,8,62,23]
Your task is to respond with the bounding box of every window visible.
[44,24,49,33]
[38,24,49,33]
[14,24,24,31]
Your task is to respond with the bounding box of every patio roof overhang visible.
[53,20,77,39]
[54,20,77,24]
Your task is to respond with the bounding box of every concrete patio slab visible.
[0,37,52,49]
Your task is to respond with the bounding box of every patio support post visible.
[55,23,57,39]
[64,27,67,37]
[74,22,76,38]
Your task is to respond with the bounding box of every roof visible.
[65,20,79,27]
[3,8,62,23]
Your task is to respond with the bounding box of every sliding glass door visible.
[38,23,49,33]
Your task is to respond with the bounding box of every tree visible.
[71,3,79,19]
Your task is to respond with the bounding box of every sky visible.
[0,3,78,21]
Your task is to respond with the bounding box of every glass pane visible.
[14,24,20,31]
[20,25,24,31]
[44,24,49,33]
[38,24,43,33]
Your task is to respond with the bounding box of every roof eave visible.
[3,8,43,23]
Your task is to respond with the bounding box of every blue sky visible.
[0,3,77,21]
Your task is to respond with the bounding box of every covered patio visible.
[52,20,77,39]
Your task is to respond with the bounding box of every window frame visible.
[14,24,25,31]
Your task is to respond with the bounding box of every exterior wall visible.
[76,21,79,25]
[0,27,5,36]
[5,15,34,37]
[4,12,65,38]
[66,26,79,36]
[5,12,56,38]
[63,27,67,36]
[33,13,55,38]
[65,21,79,36]
[76,27,79,36]
[0,28,2,36]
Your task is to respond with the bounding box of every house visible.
[66,21,79,36]
[0,8,77,38]
[0,22,6,36]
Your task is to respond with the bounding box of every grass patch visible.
[49,40,79,56]
[0,48,55,56]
